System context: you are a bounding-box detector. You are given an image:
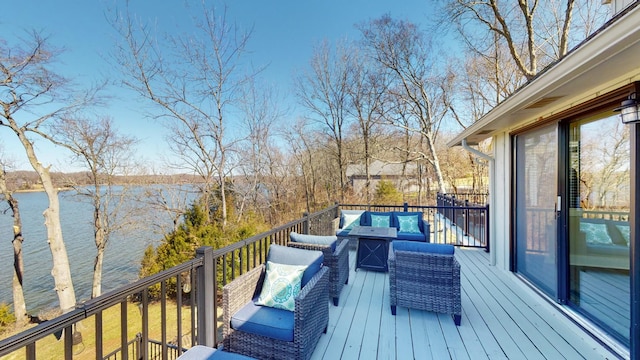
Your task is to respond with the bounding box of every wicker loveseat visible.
[287,232,349,306]
[222,245,330,360]
[388,241,461,326]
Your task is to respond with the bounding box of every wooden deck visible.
[311,247,619,360]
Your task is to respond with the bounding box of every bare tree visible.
[112,3,255,226]
[140,184,194,236]
[295,40,352,201]
[236,79,287,223]
[358,15,451,195]
[45,116,139,298]
[281,119,322,213]
[346,48,389,203]
[0,31,93,313]
[0,158,28,326]
[446,0,609,81]
[579,121,629,210]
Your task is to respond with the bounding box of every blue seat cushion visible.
[230,299,294,342]
[393,240,454,254]
[177,345,256,360]
[267,244,323,287]
[396,232,426,242]
[290,232,338,252]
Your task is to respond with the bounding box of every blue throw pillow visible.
[371,214,390,227]
[396,215,421,233]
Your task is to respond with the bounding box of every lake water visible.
[0,188,182,314]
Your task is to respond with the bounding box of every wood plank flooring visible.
[311,247,621,360]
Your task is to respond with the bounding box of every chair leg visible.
[453,314,461,326]
[391,306,396,316]
[333,297,339,306]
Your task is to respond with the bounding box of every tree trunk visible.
[41,172,77,312]
[0,170,29,326]
[92,205,106,298]
[13,126,77,313]
[91,236,105,298]
[426,132,447,194]
[364,130,372,204]
[11,204,28,326]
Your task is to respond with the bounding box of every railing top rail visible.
[211,218,305,257]
[0,307,86,354]
[338,203,489,210]
[210,204,339,258]
[81,257,203,315]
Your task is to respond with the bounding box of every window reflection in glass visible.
[569,114,630,345]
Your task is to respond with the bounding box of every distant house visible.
[449,1,640,358]
[346,160,421,195]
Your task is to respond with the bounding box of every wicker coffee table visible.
[349,226,398,272]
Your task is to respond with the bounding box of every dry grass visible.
[0,300,194,360]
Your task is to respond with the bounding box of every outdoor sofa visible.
[335,209,431,243]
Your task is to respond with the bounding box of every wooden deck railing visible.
[0,201,493,359]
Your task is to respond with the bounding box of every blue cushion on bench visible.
[396,232,426,242]
[231,299,294,342]
[267,244,323,287]
[393,240,454,255]
[290,232,338,252]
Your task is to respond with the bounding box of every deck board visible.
[311,247,619,359]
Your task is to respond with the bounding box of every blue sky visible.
[1,0,438,173]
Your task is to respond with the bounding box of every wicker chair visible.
[287,232,349,306]
[388,241,461,326]
[222,245,330,360]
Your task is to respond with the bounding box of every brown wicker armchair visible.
[222,245,330,360]
[287,232,349,306]
[388,241,461,326]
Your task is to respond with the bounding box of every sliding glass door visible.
[568,115,630,345]
[514,124,558,298]
[514,115,631,345]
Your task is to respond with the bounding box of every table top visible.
[348,226,397,239]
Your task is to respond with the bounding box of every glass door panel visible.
[568,116,630,345]
[515,124,558,297]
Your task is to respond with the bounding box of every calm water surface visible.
[0,189,176,314]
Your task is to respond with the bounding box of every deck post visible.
[303,212,310,234]
[485,204,490,253]
[196,246,215,347]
